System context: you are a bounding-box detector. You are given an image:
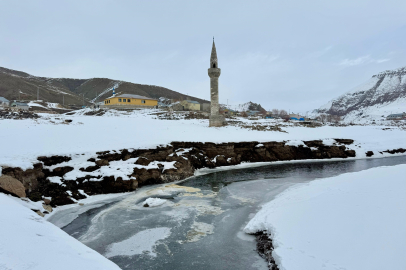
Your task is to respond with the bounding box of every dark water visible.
[52,156,406,270]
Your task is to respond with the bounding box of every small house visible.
[289,113,305,121]
[180,100,200,111]
[103,94,158,109]
[10,101,29,111]
[387,113,406,120]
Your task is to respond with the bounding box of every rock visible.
[35,210,45,217]
[79,165,99,172]
[65,119,72,123]
[37,155,72,166]
[95,159,109,166]
[135,157,151,166]
[334,139,354,145]
[366,151,374,157]
[42,204,53,213]
[0,175,26,198]
[1,164,44,193]
[28,191,42,201]
[132,179,139,189]
[43,198,51,205]
[143,203,149,207]
[79,203,84,206]
[48,166,74,177]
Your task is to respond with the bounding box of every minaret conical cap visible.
[210,39,218,68]
[211,40,217,61]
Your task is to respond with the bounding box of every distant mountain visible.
[221,101,265,112]
[0,66,208,107]
[314,67,406,123]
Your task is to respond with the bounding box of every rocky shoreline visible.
[254,231,279,270]
[0,139,405,212]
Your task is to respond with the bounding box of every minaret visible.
[208,38,225,127]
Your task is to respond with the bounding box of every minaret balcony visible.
[208,68,221,78]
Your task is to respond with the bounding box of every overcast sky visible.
[1,0,405,113]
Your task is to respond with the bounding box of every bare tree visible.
[241,111,248,117]
[279,110,288,117]
[271,109,279,117]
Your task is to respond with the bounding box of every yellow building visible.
[103,94,158,109]
[180,100,201,111]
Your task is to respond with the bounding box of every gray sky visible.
[1,0,405,113]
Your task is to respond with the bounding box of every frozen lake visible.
[49,155,406,270]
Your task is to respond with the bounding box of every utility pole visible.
[18,90,21,101]
[37,87,39,101]
[63,95,64,106]
[82,94,84,107]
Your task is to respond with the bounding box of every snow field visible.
[0,193,121,270]
[0,109,405,170]
[244,165,406,270]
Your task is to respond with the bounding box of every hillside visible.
[315,66,406,123]
[221,101,266,112]
[0,66,208,107]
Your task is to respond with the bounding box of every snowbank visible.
[244,165,406,270]
[142,197,168,207]
[0,110,405,169]
[0,193,121,270]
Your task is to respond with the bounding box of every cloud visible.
[339,55,390,66]
[307,45,333,59]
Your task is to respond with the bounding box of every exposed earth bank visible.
[1,139,405,212]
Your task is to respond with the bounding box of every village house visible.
[180,100,200,111]
[103,94,158,109]
[0,97,10,108]
[10,101,29,111]
[386,113,406,120]
[289,113,305,121]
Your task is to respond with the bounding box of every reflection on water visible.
[181,156,406,192]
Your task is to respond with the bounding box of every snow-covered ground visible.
[244,165,406,270]
[0,109,405,170]
[0,193,121,270]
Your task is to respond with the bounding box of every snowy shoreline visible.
[244,164,406,270]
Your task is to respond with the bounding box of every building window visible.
[127,99,131,102]
[123,99,126,102]
[142,100,146,104]
[119,99,122,102]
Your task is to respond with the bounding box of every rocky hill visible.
[315,66,406,123]
[222,101,266,112]
[0,66,208,107]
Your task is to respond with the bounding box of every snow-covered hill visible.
[315,67,406,123]
[221,101,265,112]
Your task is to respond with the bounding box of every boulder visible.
[42,204,53,213]
[35,210,45,217]
[0,175,26,198]
[95,159,109,166]
[135,157,151,166]
[366,151,374,157]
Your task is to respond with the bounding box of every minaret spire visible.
[210,39,218,68]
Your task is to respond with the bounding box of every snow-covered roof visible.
[109,94,157,100]
[11,101,29,106]
[184,100,200,104]
[0,97,9,103]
